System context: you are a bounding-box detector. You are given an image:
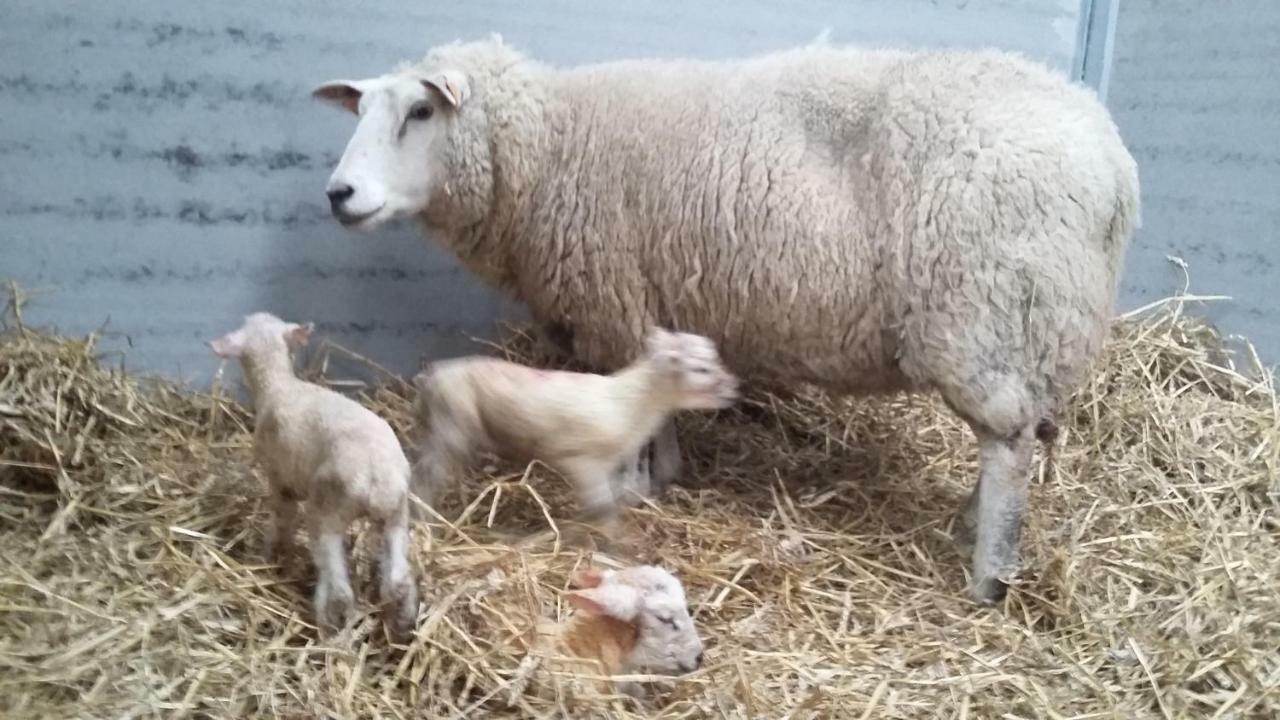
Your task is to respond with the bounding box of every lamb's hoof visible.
[316,584,356,636]
[969,576,1009,606]
[382,580,420,642]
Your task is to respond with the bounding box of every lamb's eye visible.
[409,102,434,121]
[659,616,679,630]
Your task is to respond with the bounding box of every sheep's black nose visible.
[695,651,705,667]
[326,184,355,209]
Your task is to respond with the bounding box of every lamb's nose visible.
[326,184,355,209]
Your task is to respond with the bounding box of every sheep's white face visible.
[646,329,740,410]
[208,312,312,359]
[313,71,467,231]
[568,565,706,676]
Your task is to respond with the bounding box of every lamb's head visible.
[312,67,472,230]
[208,312,313,360]
[643,328,739,410]
[567,565,705,676]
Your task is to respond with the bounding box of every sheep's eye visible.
[659,616,679,630]
[409,103,434,121]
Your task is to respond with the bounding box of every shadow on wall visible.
[252,191,523,395]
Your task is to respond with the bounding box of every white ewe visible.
[210,312,418,639]
[313,36,1140,604]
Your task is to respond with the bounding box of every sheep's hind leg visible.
[264,488,300,564]
[409,425,470,521]
[309,513,356,636]
[378,504,419,641]
[969,427,1036,605]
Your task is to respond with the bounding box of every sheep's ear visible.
[208,329,246,359]
[285,322,314,348]
[423,70,470,108]
[570,566,609,589]
[312,80,367,114]
[567,583,641,621]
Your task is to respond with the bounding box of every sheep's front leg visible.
[969,429,1035,605]
[613,420,681,505]
[611,447,651,508]
[264,488,299,564]
[309,513,356,636]
[378,504,419,641]
[649,420,682,495]
[563,457,622,531]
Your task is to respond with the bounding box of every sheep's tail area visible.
[1035,150,1138,478]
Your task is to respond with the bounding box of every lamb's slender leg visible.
[409,426,469,521]
[264,488,299,564]
[309,513,355,636]
[611,447,651,508]
[563,457,622,530]
[378,503,419,641]
[650,420,682,495]
[970,428,1036,605]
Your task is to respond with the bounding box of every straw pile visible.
[2,287,1277,719]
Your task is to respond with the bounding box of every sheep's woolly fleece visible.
[1,287,1277,719]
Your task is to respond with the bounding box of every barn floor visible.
[2,291,1277,719]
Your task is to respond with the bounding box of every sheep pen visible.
[1,283,1276,719]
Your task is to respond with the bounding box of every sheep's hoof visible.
[969,576,1009,606]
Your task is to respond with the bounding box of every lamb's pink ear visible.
[312,80,366,114]
[208,329,246,359]
[570,566,607,589]
[285,322,314,348]
[567,583,641,621]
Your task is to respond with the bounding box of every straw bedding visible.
[1,288,1277,719]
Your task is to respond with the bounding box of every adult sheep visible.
[312,35,1139,605]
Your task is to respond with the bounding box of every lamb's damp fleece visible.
[410,327,738,521]
[314,36,1140,604]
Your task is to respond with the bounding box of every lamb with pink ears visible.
[209,312,419,640]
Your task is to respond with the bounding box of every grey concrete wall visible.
[1108,0,1279,368]
[1,0,1085,387]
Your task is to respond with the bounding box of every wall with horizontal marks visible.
[1108,0,1279,369]
[2,0,1086,388]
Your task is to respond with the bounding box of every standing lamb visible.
[311,36,1141,604]
[410,327,738,524]
[210,313,419,639]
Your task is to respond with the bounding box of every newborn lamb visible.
[410,327,738,523]
[210,312,418,640]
